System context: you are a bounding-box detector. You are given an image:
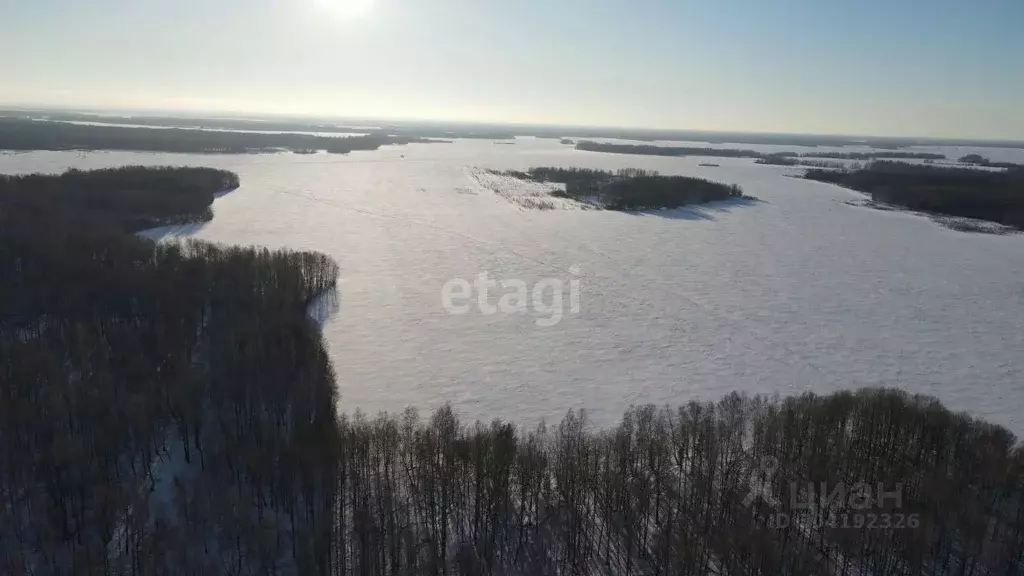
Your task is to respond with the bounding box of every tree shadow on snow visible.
[214,186,239,199]
[136,221,210,241]
[308,286,341,328]
[625,195,764,220]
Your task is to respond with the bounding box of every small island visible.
[755,154,800,166]
[491,167,751,211]
[804,161,1024,233]
[958,154,1023,169]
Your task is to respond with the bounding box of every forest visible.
[801,151,946,160]
[798,159,865,170]
[756,157,854,169]
[322,388,1024,576]
[497,167,745,210]
[0,166,239,235]
[958,154,1023,169]
[755,154,800,166]
[580,142,949,163]
[1,167,341,574]
[0,117,438,154]
[804,161,1024,230]
[2,165,1024,574]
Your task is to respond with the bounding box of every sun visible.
[313,0,376,20]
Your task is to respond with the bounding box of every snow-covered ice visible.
[4,138,1023,436]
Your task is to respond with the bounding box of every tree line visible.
[581,142,949,162]
[798,159,866,170]
[575,141,764,158]
[755,155,800,166]
[801,151,946,160]
[323,388,1024,576]
[805,161,1024,230]
[958,154,1023,169]
[0,166,238,235]
[14,113,374,135]
[497,167,746,211]
[0,117,439,154]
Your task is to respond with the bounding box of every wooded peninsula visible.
[804,161,1024,231]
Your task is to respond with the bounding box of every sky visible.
[1,0,1022,139]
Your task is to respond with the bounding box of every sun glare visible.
[314,0,376,20]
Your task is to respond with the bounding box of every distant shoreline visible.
[5,108,1024,150]
[577,141,956,162]
[0,116,444,155]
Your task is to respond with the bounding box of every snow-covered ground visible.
[3,138,1023,436]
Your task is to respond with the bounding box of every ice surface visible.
[5,139,1023,436]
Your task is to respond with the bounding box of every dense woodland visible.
[799,159,864,170]
[0,117,437,154]
[757,156,866,169]
[801,151,946,160]
[498,167,745,210]
[575,141,764,158]
[323,388,1024,576]
[581,142,949,163]
[957,154,1024,169]
[805,161,1024,230]
[0,166,238,234]
[1,167,341,573]
[2,166,1024,574]
[755,155,800,166]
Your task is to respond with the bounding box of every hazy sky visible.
[2,0,1022,138]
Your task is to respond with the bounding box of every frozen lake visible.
[3,139,1023,435]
